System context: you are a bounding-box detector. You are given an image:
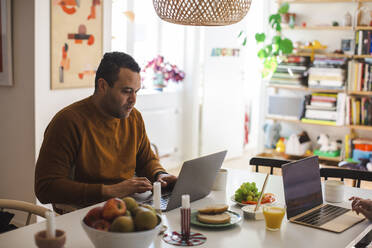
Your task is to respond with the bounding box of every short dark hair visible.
[95,52,141,90]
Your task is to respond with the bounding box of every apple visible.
[102,198,127,221]
[83,206,103,227]
[92,219,111,231]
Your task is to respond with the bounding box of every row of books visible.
[270,56,347,89]
[355,30,372,55]
[301,93,346,126]
[269,56,309,86]
[347,59,372,92]
[345,96,372,125]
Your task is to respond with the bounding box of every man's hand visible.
[102,177,153,199]
[349,196,372,221]
[156,173,177,188]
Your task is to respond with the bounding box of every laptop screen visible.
[282,156,323,219]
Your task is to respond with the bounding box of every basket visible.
[152,0,252,26]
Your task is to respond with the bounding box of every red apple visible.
[92,219,111,231]
[83,206,103,227]
[102,198,127,221]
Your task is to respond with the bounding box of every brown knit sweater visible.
[35,96,165,207]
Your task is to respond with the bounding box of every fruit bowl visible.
[81,214,162,248]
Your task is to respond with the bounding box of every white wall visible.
[35,0,112,159]
[0,0,35,223]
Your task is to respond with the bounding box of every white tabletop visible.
[0,169,371,248]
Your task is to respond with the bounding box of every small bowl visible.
[81,215,162,248]
[34,229,66,248]
[242,205,264,220]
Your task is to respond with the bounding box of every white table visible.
[1,169,371,248]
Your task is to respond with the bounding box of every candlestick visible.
[182,194,190,208]
[181,194,190,240]
[45,210,56,238]
[153,182,161,212]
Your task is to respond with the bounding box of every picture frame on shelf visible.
[341,38,354,55]
[0,0,13,87]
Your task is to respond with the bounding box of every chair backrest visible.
[319,168,372,188]
[0,199,51,226]
[249,157,291,175]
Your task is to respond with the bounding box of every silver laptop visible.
[142,150,227,212]
[282,156,365,233]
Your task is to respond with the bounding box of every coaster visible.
[163,231,207,246]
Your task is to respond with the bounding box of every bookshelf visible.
[257,149,341,165]
[283,25,353,31]
[268,85,345,93]
[262,0,372,163]
[279,0,372,3]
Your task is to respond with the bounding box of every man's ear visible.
[97,78,108,93]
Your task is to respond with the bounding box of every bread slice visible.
[198,204,228,214]
[197,213,231,224]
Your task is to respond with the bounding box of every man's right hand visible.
[102,177,153,199]
[349,196,372,221]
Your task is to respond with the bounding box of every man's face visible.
[101,68,141,119]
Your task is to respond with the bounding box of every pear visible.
[134,208,158,231]
[141,204,157,215]
[110,216,135,233]
[122,197,138,212]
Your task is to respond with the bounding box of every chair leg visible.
[270,167,273,175]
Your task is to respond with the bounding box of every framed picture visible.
[341,38,354,55]
[51,0,102,90]
[0,0,13,87]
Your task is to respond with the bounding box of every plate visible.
[190,210,242,228]
[230,194,276,207]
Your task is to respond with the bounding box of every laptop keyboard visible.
[294,204,350,227]
[143,193,171,210]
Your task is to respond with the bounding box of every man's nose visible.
[129,91,136,103]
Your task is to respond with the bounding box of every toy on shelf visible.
[263,123,281,149]
[314,134,341,157]
[285,131,311,156]
[276,138,286,153]
[301,40,327,61]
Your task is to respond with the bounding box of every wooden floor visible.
[165,152,372,190]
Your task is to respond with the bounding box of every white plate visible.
[230,194,276,207]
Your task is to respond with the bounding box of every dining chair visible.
[319,168,372,188]
[0,199,52,226]
[249,157,291,175]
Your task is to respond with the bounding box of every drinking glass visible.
[263,203,286,231]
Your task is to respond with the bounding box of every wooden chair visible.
[0,199,52,226]
[319,168,372,188]
[249,157,291,175]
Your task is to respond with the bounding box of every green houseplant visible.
[253,3,294,78]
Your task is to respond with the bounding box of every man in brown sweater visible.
[35,52,177,213]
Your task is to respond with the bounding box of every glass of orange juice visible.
[263,203,286,231]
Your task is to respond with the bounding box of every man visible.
[35,52,177,213]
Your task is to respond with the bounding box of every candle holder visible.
[162,206,207,246]
[34,229,66,248]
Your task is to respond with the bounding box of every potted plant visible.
[250,3,294,78]
[142,55,185,91]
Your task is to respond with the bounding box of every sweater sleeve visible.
[134,112,167,182]
[34,111,103,207]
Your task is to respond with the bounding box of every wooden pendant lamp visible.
[153,0,252,26]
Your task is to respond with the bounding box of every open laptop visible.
[141,150,227,212]
[282,156,365,233]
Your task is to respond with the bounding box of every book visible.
[310,101,336,108]
[336,93,346,126]
[305,109,337,121]
[301,118,336,125]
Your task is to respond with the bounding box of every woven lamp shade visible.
[153,0,252,26]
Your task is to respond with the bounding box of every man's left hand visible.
[156,173,177,188]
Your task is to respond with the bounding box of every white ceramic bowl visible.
[324,180,345,203]
[81,215,162,248]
